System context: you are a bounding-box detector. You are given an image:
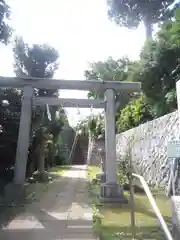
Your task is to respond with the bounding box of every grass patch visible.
[88,166,172,240]
[88,166,100,180]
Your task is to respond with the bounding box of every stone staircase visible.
[83,149,88,164]
[72,137,88,165]
[57,143,70,164]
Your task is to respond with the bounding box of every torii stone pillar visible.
[5,86,33,202]
[100,88,127,203]
[14,86,33,184]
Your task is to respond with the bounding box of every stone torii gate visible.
[1,77,141,202]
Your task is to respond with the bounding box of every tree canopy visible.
[85,57,139,110]
[115,9,180,132]
[107,0,174,38]
[130,8,180,116]
[0,0,12,44]
[13,37,67,178]
[0,37,70,182]
[82,8,180,136]
[162,1,180,20]
[13,37,60,116]
[75,113,105,139]
[116,94,153,133]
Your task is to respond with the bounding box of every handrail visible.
[132,173,173,240]
[67,131,79,163]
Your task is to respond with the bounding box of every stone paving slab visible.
[0,165,97,240]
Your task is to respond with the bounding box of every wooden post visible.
[14,86,33,184]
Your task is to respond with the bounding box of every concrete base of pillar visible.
[96,172,106,183]
[4,183,26,205]
[100,183,128,204]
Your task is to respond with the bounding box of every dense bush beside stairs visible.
[55,156,67,166]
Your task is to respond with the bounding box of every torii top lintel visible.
[0,77,141,92]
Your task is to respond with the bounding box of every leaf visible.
[175,7,180,21]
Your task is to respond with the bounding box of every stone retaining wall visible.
[88,110,180,187]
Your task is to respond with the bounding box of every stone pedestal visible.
[100,183,128,204]
[4,183,26,205]
[172,196,180,240]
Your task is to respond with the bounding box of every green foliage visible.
[116,95,153,133]
[107,0,174,38]
[0,0,12,44]
[83,9,180,133]
[0,89,22,169]
[85,57,137,111]
[13,37,59,94]
[76,113,105,139]
[92,205,103,236]
[117,160,129,186]
[76,118,89,137]
[86,114,104,139]
[85,57,131,82]
[54,155,66,166]
[162,2,180,20]
[130,9,180,117]
[11,37,68,176]
[0,1,13,170]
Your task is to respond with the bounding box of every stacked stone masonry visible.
[88,110,180,188]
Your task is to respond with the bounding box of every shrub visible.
[55,156,66,165]
[117,160,129,186]
[116,94,153,133]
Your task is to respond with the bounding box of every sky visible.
[0,0,146,126]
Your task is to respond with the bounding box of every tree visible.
[0,88,22,181]
[84,57,138,110]
[75,113,105,139]
[129,9,180,117]
[13,37,65,180]
[0,0,15,181]
[0,0,12,44]
[161,1,180,20]
[107,0,174,39]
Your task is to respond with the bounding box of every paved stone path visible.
[0,165,97,239]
